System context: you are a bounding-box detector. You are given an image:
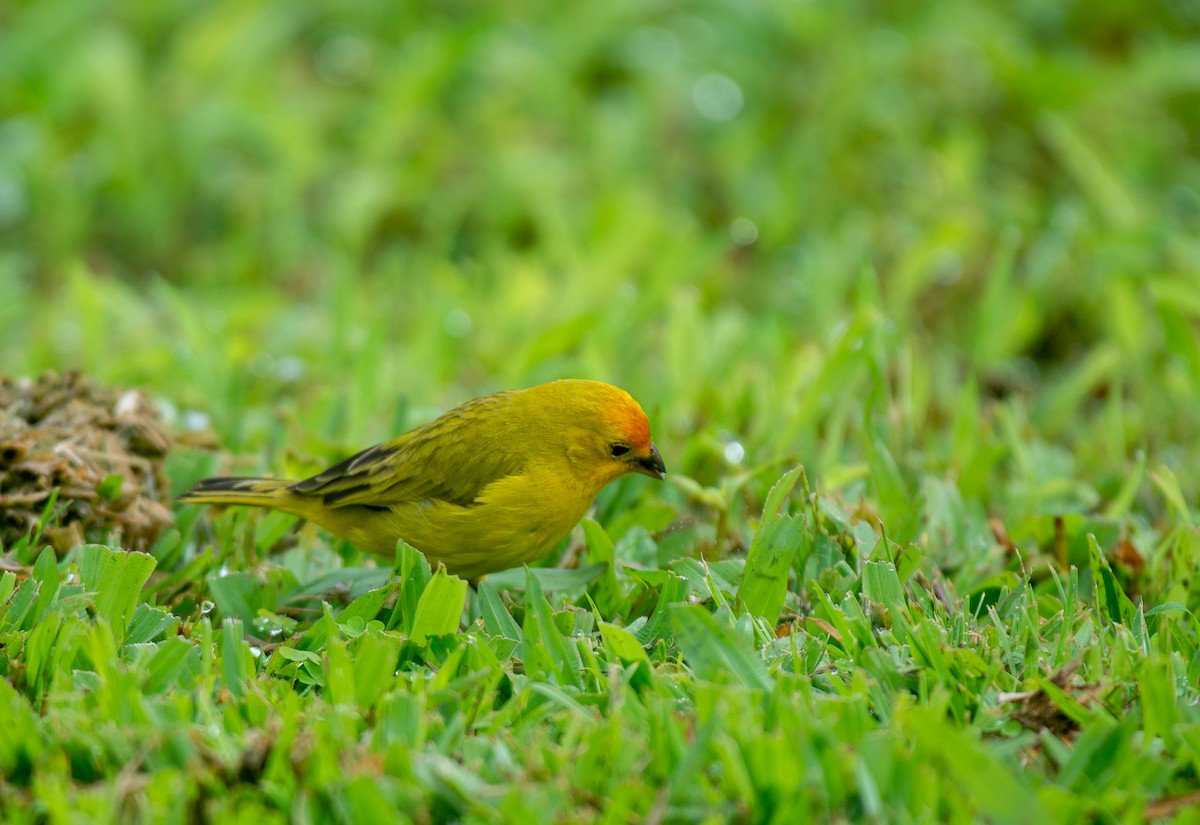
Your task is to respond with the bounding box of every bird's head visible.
[547,380,667,486]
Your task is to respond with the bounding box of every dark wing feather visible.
[289,393,526,508]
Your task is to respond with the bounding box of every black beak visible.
[634,443,666,479]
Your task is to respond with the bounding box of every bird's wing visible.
[288,393,526,508]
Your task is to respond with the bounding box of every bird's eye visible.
[610,444,630,457]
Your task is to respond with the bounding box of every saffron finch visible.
[180,380,665,582]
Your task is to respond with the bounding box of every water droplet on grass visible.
[444,308,472,338]
[182,410,210,432]
[276,355,306,383]
[730,218,758,246]
[693,74,743,121]
[724,441,745,464]
[316,34,373,85]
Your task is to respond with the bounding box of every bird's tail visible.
[179,477,305,515]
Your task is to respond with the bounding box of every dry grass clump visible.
[0,371,173,553]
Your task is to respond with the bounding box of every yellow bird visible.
[179,380,665,582]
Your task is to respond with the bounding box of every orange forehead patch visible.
[611,402,652,452]
[560,379,654,452]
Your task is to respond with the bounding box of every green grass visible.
[4,0,1200,822]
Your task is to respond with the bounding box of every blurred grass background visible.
[2,0,1199,530]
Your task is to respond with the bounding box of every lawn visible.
[3,1,1200,822]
